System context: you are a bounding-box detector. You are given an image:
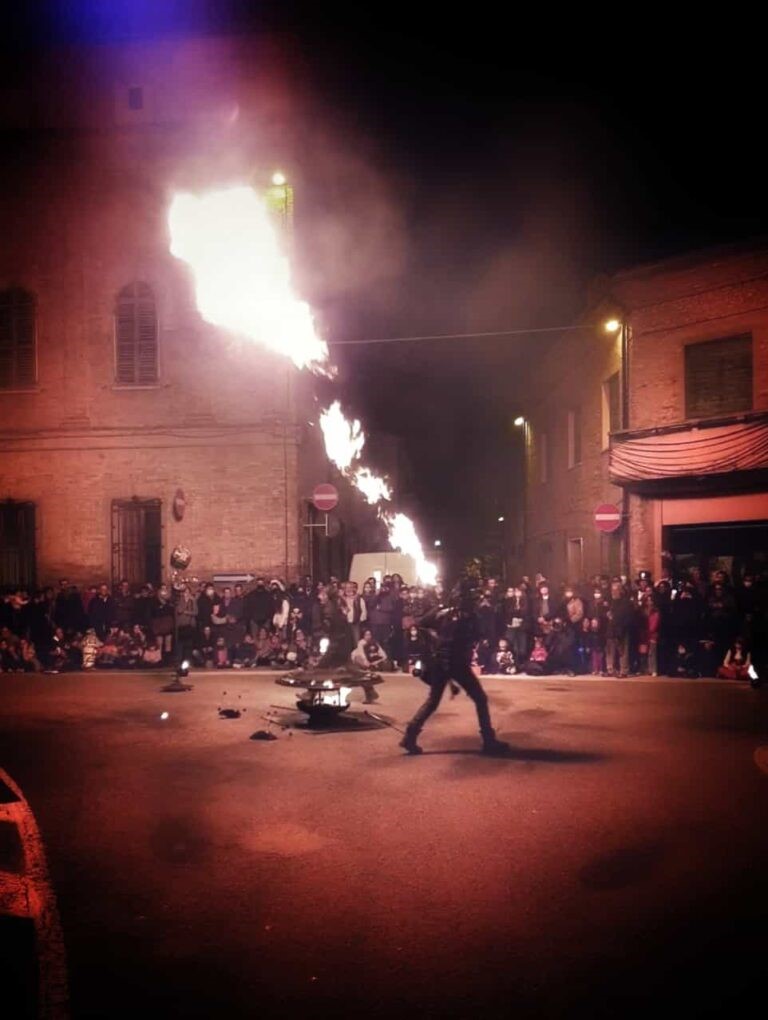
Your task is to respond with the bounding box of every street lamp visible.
[513,416,525,427]
[265,172,294,232]
[434,539,442,548]
[497,516,505,523]
[604,315,631,577]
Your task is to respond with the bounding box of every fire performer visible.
[399,579,510,756]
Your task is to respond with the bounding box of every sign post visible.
[303,484,339,541]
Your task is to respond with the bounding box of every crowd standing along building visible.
[519,242,768,585]
[0,35,385,590]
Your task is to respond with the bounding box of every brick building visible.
[517,242,768,585]
[0,36,384,590]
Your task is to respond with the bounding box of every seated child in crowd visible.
[717,638,751,681]
[192,625,216,668]
[142,638,163,667]
[487,638,515,675]
[214,635,230,669]
[351,629,389,671]
[231,633,257,668]
[81,629,103,670]
[521,635,549,676]
[405,624,428,674]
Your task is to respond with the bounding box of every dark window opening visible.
[111,499,162,588]
[115,282,158,385]
[664,519,768,584]
[0,501,36,590]
[0,288,36,389]
[684,334,752,419]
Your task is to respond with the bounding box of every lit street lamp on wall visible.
[265,171,294,232]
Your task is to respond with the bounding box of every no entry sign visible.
[312,483,339,512]
[594,503,622,533]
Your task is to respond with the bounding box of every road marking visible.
[0,768,69,1018]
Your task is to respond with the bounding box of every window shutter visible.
[14,291,35,386]
[0,288,36,389]
[114,282,158,384]
[136,288,158,384]
[685,335,752,418]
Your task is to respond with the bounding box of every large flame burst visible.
[168,184,436,584]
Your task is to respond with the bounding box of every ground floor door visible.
[111,499,162,588]
[0,500,35,590]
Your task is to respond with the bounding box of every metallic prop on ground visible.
[275,666,382,726]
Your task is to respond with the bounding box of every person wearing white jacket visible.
[270,580,290,635]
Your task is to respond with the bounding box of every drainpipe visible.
[621,321,631,578]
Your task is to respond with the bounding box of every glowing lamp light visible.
[271,171,286,186]
[498,516,505,523]
[604,319,621,333]
[514,416,525,427]
[319,637,330,656]
[434,539,442,548]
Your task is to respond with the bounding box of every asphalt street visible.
[1,668,767,1019]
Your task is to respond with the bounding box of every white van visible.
[348,552,419,589]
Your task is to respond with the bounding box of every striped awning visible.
[610,418,768,484]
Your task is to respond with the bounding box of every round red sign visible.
[312,483,339,512]
[594,503,622,533]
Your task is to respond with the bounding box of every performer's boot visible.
[399,723,423,755]
[481,728,510,756]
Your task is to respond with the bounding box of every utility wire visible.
[327,324,591,346]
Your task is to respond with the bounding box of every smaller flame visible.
[383,511,438,585]
[319,637,330,656]
[353,467,392,505]
[319,402,365,472]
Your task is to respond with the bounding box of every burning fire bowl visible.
[276,667,382,725]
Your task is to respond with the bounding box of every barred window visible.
[115,282,158,385]
[0,288,36,389]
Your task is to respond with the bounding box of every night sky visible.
[5,3,766,568]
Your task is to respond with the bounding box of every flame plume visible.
[169,187,329,371]
[169,184,436,584]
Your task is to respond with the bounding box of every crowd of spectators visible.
[470,568,766,682]
[1,566,765,683]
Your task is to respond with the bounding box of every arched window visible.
[0,288,36,389]
[115,282,158,385]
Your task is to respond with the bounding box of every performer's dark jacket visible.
[414,605,479,676]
